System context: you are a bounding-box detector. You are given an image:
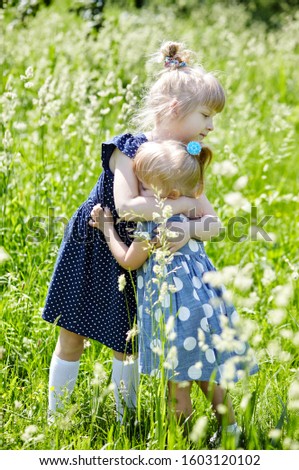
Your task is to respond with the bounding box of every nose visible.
[206,117,214,131]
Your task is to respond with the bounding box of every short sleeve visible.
[101,133,147,173]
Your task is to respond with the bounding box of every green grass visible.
[1,1,299,450]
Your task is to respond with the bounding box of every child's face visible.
[170,105,216,143]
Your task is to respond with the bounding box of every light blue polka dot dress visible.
[137,215,259,383]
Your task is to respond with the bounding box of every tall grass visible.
[1,1,299,450]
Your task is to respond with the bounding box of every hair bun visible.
[159,41,192,67]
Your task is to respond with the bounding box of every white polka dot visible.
[200,317,209,332]
[182,261,190,274]
[205,348,216,363]
[178,306,190,321]
[192,276,202,289]
[137,275,144,289]
[193,289,200,300]
[202,303,213,317]
[183,337,197,351]
[173,276,183,291]
[188,364,202,380]
[155,308,162,321]
[188,239,199,252]
[196,261,204,273]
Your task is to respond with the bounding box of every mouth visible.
[199,133,207,140]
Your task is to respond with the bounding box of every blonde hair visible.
[133,41,225,131]
[133,140,212,198]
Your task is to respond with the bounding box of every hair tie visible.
[164,56,187,69]
[187,141,202,155]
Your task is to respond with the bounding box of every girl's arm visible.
[89,206,149,271]
[184,193,222,241]
[113,150,204,221]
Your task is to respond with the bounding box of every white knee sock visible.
[112,357,139,421]
[48,353,80,414]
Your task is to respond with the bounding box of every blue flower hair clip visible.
[164,56,187,68]
[187,141,202,156]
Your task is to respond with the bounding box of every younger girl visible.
[92,139,258,442]
[42,40,225,422]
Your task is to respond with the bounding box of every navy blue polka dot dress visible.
[42,133,148,354]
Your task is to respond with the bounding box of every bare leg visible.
[168,381,193,421]
[198,381,236,426]
[55,327,85,361]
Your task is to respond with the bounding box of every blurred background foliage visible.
[2,0,299,29]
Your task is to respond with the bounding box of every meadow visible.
[1,0,299,450]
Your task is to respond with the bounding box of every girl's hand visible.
[183,194,217,219]
[164,219,192,253]
[89,205,114,232]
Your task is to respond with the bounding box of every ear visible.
[168,189,181,199]
[170,99,180,116]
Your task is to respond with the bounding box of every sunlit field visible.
[1,0,299,450]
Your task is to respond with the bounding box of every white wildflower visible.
[261,267,276,286]
[239,393,251,411]
[190,416,208,442]
[292,332,299,347]
[2,129,13,149]
[224,191,251,212]
[273,283,293,307]
[234,274,253,291]
[162,204,173,219]
[153,264,163,275]
[0,247,11,264]
[234,175,248,190]
[100,107,110,115]
[268,429,282,440]
[21,425,38,442]
[288,379,299,411]
[91,362,106,386]
[123,355,135,365]
[24,81,34,89]
[164,346,178,370]
[212,160,238,177]
[83,339,91,349]
[267,308,286,325]
[126,324,139,342]
[152,212,162,222]
[118,274,126,292]
[13,121,27,131]
[165,316,177,341]
[216,404,227,415]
